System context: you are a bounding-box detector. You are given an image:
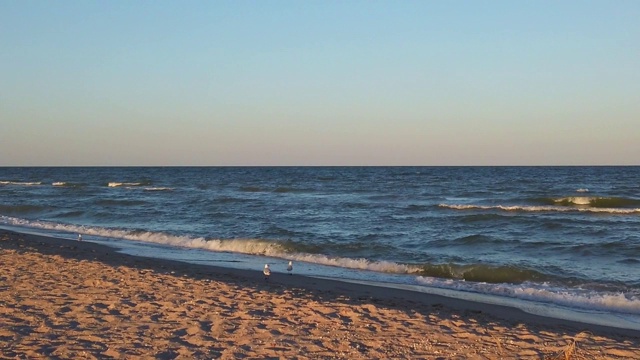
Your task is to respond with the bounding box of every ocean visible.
[1,166,639,329]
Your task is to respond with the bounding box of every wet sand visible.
[1,229,639,359]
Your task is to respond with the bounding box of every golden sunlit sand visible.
[1,229,638,359]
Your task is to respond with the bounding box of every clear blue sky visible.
[1,1,638,166]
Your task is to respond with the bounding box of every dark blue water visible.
[2,167,639,327]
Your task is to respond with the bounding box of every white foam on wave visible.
[3,215,639,319]
[576,188,589,193]
[1,215,279,255]
[555,196,593,205]
[0,216,419,275]
[416,276,640,315]
[52,182,82,187]
[108,182,143,187]
[0,181,43,186]
[288,253,420,274]
[439,203,640,214]
[144,187,174,191]
[512,286,640,314]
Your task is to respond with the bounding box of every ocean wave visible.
[238,186,310,194]
[0,216,597,284]
[620,258,640,264]
[0,180,42,186]
[416,276,640,315]
[417,263,552,284]
[427,234,516,249]
[54,210,86,218]
[0,216,423,275]
[274,187,298,193]
[553,196,640,208]
[52,181,85,187]
[3,215,639,316]
[405,204,431,212]
[239,186,263,192]
[0,215,563,284]
[459,213,506,223]
[94,199,147,206]
[439,203,640,215]
[289,253,418,274]
[215,196,251,204]
[2,180,84,188]
[0,205,51,216]
[143,187,174,191]
[107,181,151,187]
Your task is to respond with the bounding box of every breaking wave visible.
[52,182,86,188]
[439,203,640,214]
[417,276,640,315]
[417,263,552,283]
[0,216,421,275]
[1,180,88,188]
[0,180,42,186]
[3,215,639,318]
[108,181,152,187]
[0,215,626,287]
[552,196,640,208]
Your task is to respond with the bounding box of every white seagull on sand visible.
[263,264,271,281]
[287,261,293,275]
[78,234,82,241]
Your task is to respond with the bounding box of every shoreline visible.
[2,229,639,359]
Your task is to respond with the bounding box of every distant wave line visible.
[52,181,86,188]
[552,196,640,208]
[108,182,145,187]
[439,204,640,214]
[0,180,43,186]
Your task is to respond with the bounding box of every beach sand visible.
[1,229,639,359]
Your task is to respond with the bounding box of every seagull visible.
[78,234,82,241]
[263,264,271,281]
[287,261,293,275]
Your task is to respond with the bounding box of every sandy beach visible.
[1,229,638,359]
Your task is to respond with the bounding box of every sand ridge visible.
[1,230,639,359]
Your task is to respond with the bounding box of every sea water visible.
[1,166,639,329]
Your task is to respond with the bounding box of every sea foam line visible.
[439,204,640,214]
[0,216,419,275]
[52,182,85,187]
[108,182,144,187]
[4,215,639,316]
[0,181,43,186]
[417,276,640,315]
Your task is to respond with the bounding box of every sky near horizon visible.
[1,1,638,166]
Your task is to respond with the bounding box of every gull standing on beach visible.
[287,261,293,275]
[263,264,271,281]
[78,234,82,241]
